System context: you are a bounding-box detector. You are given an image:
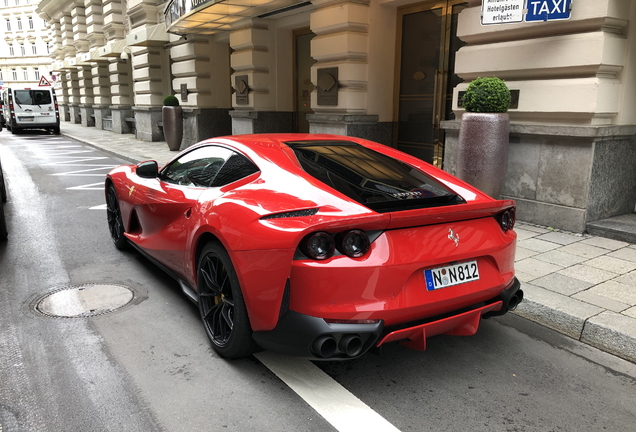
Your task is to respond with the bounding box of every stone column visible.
[170,35,232,148]
[126,0,171,141]
[103,0,130,133]
[85,0,110,129]
[60,14,75,59]
[307,0,381,140]
[131,46,166,141]
[77,65,94,127]
[85,0,105,48]
[109,58,134,134]
[67,69,81,124]
[229,18,293,134]
[92,62,111,129]
[59,75,71,122]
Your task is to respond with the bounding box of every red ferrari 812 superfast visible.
[106,134,521,360]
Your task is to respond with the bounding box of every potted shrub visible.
[162,95,183,151]
[456,77,511,198]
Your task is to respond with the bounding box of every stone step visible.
[586,213,636,244]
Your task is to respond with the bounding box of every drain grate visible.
[35,284,134,318]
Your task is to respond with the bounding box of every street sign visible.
[526,0,572,22]
[481,0,524,25]
[38,76,52,86]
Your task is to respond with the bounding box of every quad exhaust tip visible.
[312,334,364,358]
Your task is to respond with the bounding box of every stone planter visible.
[456,112,510,198]
[162,106,183,151]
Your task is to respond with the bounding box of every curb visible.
[515,283,636,363]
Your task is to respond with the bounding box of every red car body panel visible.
[106,134,519,358]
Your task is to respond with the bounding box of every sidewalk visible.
[60,121,636,364]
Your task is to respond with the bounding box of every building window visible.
[46,42,50,54]
[16,18,21,31]
[43,19,47,27]
[12,68,17,81]
[6,19,10,32]
[28,16,33,29]
[20,44,25,56]
[31,43,36,54]
[0,71,3,81]
[35,69,40,80]
[9,45,14,56]
[3,0,8,7]
[23,68,28,81]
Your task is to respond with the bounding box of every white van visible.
[1,87,60,135]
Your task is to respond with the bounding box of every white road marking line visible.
[67,183,105,191]
[53,166,116,176]
[43,157,110,165]
[255,352,402,432]
[89,204,107,210]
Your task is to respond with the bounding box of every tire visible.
[197,241,257,358]
[106,184,128,250]
[10,126,17,135]
[0,202,7,241]
[53,126,60,135]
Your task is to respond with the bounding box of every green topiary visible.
[163,95,180,106]
[462,77,511,113]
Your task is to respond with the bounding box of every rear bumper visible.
[254,278,522,360]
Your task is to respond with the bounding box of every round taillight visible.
[301,232,335,260]
[338,230,370,258]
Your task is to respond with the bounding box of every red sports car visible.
[106,134,521,360]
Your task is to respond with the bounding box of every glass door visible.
[394,1,466,167]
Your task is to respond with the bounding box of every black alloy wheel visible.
[197,242,257,358]
[106,185,128,250]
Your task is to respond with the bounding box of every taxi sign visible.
[526,0,572,22]
[38,76,52,86]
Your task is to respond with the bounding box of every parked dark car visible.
[0,158,7,240]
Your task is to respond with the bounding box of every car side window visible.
[159,146,258,188]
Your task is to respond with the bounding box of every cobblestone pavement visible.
[59,121,636,363]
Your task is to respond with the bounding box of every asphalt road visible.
[0,131,635,432]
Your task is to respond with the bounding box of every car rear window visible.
[14,90,52,105]
[285,140,464,213]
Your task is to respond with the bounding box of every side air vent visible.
[261,208,319,220]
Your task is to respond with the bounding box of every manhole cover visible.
[36,284,134,318]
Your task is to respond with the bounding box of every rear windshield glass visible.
[14,90,52,106]
[286,140,464,213]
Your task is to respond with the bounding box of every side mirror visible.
[136,160,158,178]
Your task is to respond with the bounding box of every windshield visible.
[286,140,464,213]
[14,90,52,106]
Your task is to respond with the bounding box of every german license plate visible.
[19,116,34,121]
[424,260,480,291]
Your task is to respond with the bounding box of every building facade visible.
[34,0,636,233]
[0,0,53,89]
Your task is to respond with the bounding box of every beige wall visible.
[453,0,634,126]
[367,1,397,122]
[616,0,636,125]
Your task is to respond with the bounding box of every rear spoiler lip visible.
[385,199,516,230]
